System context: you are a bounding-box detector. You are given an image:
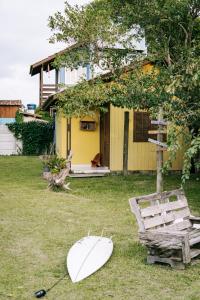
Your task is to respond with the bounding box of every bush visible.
[45,155,67,174]
[7,121,54,155]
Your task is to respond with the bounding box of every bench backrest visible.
[129,189,192,232]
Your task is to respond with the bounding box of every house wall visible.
[56,113,100,165]
[62,64,109,86]
[110,105,183,171]
[56,107,183,171]
[55,114,67,158]
[0,124,22,155]
[0,105,19,118]
[71,114,100,164]
[0,106,20,124]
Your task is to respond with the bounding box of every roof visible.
[30,43,81,76]
[22,112,42,119]
[30,43,143,76]
[42,59,152,111]
[0,100,22,106]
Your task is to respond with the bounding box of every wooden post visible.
[157,107,164,193]
[39,65,43,107]
[123,111,129,176]
[55,69,59,92]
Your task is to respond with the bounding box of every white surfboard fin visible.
[101,228,106,237]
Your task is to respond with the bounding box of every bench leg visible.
[170,260,185,270]
[147,255,185,269]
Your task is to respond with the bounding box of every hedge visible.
[7,121,54,155]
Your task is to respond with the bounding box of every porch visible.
[70,164,110,178]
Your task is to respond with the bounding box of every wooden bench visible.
[129,188,200,269]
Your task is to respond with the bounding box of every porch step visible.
[69,173,107,178]
[70,165,110,175]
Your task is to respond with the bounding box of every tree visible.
[48,0,200,181]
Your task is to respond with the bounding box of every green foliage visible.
[182,134,200,183]
[48,0,200,180]
[7,121,54,155]
[15,110,23,124]
[34,107,53,122]
[45,155,67,174]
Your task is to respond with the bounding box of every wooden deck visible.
[70,164,110,178]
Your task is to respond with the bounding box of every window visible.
[133,111,166,142]
[80,121,96,131]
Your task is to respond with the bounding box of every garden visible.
[0,156,200,300]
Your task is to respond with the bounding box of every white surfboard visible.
[67,235,113,283]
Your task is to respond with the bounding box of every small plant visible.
[45,155,67,174]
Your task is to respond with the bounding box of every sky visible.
[0,0,90,107]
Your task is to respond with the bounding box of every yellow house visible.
[30,47,183,173]
[45,106,183,172]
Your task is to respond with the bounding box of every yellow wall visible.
[110,105,183,171]
[55,113,67,158]
[71,114,100,164]
[56,113,100,165]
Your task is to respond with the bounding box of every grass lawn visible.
[0,156,200,300]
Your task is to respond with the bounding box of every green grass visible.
[0,156,200,300]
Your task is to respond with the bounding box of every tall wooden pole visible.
[123,111,129,176]
[39,65,43,107]
[156,107,164,193]
[55,69,59,92]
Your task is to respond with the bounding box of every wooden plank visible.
[129,198,145,232]
[69,173,105,178]
[161,189,185,199]
[43,84,58,87]
[151,120,167,126]
[148,130,167,134]
[42,92,55,96]
[182,234,191,264]
[42,88,57,92]
[173,207,190,220]
[163,200,188,213]
[144,208,190,230]
[135,192,161,203]
[189,235,200,246]
[141,200,188,218]
[190,216,200,222]
[140,230,186,241]
[0,106,18,118]
[39,65,43,107]
[190,249,200,259]
[144,214,175,229]
[158,220,192,232]
[148,138,168,148]
[140,205,162,217]
[189,229,200,239]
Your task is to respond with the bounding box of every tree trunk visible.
[43,152,72,190]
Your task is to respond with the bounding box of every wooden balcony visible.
[40,84,58,107]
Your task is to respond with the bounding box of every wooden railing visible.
[40,84,58,107]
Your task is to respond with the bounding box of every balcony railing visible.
[40,83,76,107]
[40,84,58,106]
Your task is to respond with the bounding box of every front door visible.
[100,107,110,167]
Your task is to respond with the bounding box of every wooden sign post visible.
[157,107,164,193]
[148,107,167,194]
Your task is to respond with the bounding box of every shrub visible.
[7,121,54,155]
[45,155,67,174]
